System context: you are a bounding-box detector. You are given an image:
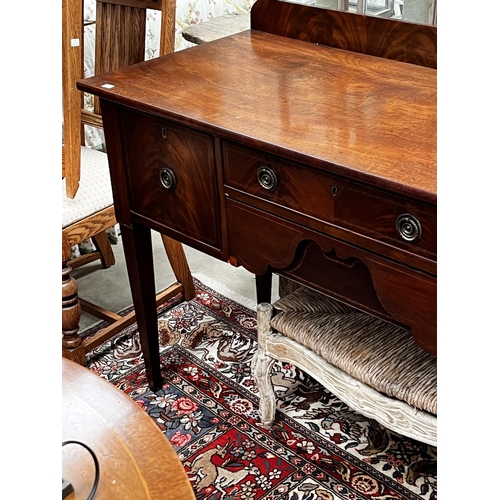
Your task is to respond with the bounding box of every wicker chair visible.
[252,285,437,446]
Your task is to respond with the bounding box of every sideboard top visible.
[78,29,436,203]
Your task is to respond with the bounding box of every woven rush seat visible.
[272,286,437,415]
[252,286,437,446]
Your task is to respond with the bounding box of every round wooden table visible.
[62,358,195,499]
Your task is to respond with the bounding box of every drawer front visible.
[120,109,221,249]
[223,142,436,258]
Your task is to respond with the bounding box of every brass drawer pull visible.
[159,167,177,190]
[396,213,422,242]
[257,166,278,191]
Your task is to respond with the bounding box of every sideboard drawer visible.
[120,109,221,250]
[222,142,436,258]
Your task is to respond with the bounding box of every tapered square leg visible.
[121,223,163,390]
[255,271,273,304]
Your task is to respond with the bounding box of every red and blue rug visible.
[82,278,437,500]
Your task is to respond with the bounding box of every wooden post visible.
[62,262,87,365]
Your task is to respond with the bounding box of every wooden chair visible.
[62,0,195,366]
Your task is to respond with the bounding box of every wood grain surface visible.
[62,358,195,499]
[78,30,436,202]
[251,0,437,68]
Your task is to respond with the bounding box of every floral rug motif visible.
[83,279,437,500]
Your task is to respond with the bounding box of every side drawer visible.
[120,109,221,250]
[222,141,436,259]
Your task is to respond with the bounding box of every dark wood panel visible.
[251,0,437,68]
[120,108,222,249]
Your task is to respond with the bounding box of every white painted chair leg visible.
[252,303,277,428]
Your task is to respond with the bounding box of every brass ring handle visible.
[257,166,278,191]
[396,213,422,242]
[159,167,177,190]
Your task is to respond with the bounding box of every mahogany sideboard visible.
[78,0,437,391]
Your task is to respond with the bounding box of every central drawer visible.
[222,141,436,259]
[120,109,221,250]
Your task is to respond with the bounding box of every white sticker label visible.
[101,84,115,89]
[70,38,80,47]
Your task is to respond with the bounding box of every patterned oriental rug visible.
[82,278,437,500]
